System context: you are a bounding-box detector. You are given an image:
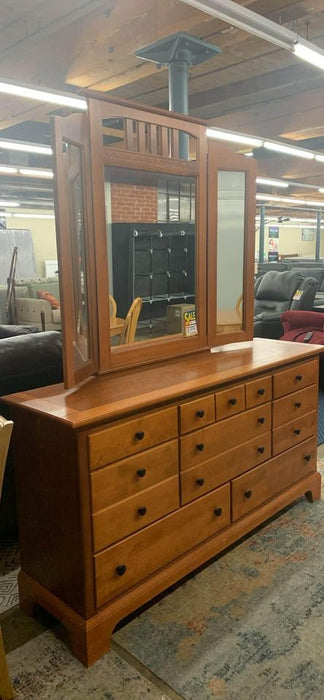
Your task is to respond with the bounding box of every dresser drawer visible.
[245,375,272,408]
[273,411,316,456]
[215,384,245,420]
[273,385,317,429]
[232,437,317,521]
[94,483,230,607]
[179,394,215,434]
[91,440,178,511]
[92,475,179,551]
[88,406,178,469]
[273,359,318,399]
[180,403,271,470]
[180,432,271,505]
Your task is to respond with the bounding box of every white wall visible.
[255,225,322,259]
[6,211,57,277]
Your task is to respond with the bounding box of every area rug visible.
[114,462,324,700]
[0,538,20,613]
[4,463,324,699]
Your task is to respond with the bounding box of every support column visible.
[315,208,321,261]
[259,206,266,263]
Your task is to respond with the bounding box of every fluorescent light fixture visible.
[0,165,18,174]
[256,177,289,188]
[0,139,52,155]
[319,188,324,194]
[293,41,324,71]
[315,154,324,163]
[0,200,20,207]
[181,1,324,75]
[304,200,324,207]
[12,212,55,219]
[18,168,53,179]
[245,151,254,157]
[263,141,315,160]
[0,211,12,217]
[0,80,87,110]
[206,128,262,147]
[181,0,295,50]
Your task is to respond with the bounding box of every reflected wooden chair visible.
[0,416,14,700]
[119,297,142,345]
[109,294,117,320]
[236,294,243,320]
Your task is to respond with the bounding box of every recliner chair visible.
[253,269,319,339]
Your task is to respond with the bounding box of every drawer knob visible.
[258,417,265,424]
[135,431,145,440]
[295,402,301,408]
[214,507,223,517]
[229,397,237,405]
[116,564,127,576]
[196,443,205,452]
[138,506,147,516]
[196,410,205,418]
[196,478,205,486]
[257,388,265,396]
[244,490,252,499]
[304,454,311,462]
[137,468,146,478]
[294,429,301,435]
[295,375,303,381]
[257,446,265,454]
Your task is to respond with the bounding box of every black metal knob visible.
[137,468,146,478]
[257,388,265,395]
[257,446,265,454]
[138,506,147,516]
[214,507,223,517]
[258,417,265,424]
[116,564,127,576]
[229,397,237,405]
[196,443,205,452]
[196,410,205,418]
[196,478,205,486]
[294,429,301,435]
[304,454,311,462]
[295,402,301,408]
[135,431,144,440]
[244,490,252,499]
[295,375,303,381]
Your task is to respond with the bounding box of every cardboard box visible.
[167,304,196,335]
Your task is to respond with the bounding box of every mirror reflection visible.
[104,167,197,347]
[217,170,245,334]
[65,141,90,362]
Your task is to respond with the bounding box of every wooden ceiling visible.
[0,0,324,209]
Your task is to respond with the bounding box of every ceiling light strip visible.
[0,80,87,110]
[0,139,52,155]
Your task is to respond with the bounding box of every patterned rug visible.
[2,462,324,699]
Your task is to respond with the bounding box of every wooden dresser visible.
[5,339,322,666]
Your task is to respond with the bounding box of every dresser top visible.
[4,338,323,429]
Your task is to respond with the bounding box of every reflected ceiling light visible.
[0,139,52,155]
[245,151,254,157]
[0,165,18,174]
[0,200,20,207]
[0,211,12,217]
[315,154,324,163]
[293,41,324,71]
[256,177,289,188]
[256,194,306,204]
[181,1,324,72]
[263,141,315,160]
[18,168,53,178]
[0,80,87,110]
[12,212,55,219]
[304,200,324,206]
[319,188,324,193]
[206,128,262,147]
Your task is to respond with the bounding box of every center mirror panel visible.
[104,166,197,349]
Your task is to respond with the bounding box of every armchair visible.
[253,269,319,339]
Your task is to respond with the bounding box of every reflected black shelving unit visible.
[111,222,195,332]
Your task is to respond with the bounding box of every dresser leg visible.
[65,616,113,667]
[305,471,321,503]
